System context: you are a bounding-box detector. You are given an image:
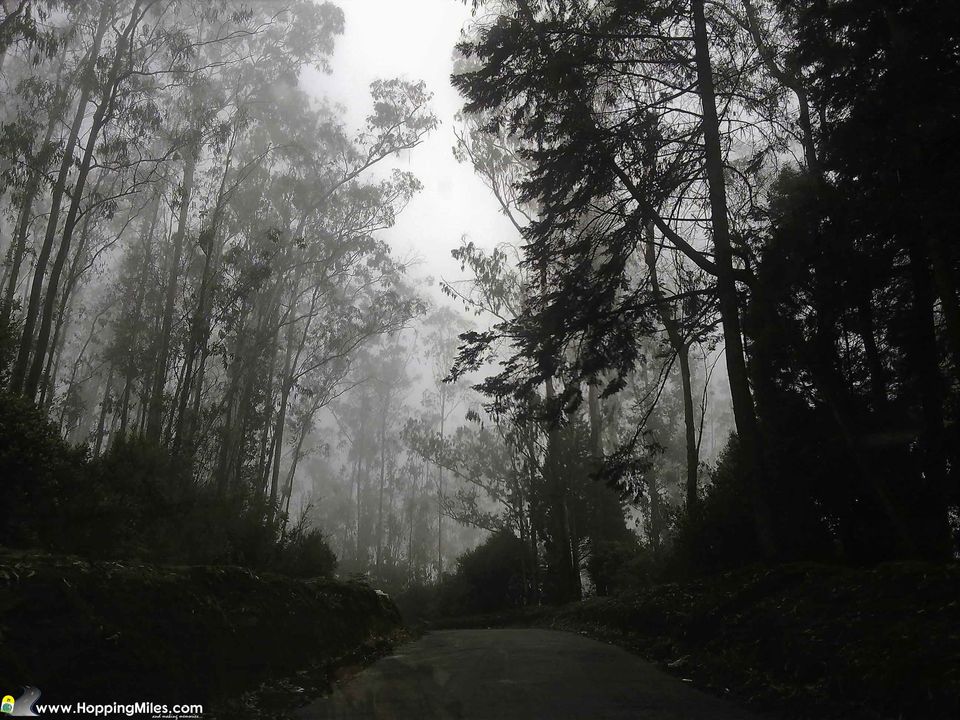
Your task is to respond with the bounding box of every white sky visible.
[300,0,520,290]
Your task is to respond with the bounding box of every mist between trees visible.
[1,0,958,612]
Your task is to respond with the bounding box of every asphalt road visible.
[294,628,764,720]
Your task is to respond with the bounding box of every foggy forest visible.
[1,1,958,719]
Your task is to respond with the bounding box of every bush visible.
[674,433,837,573]
[0,392,336,578]
[275,521,338,579]
[0,308,21,385]
[588,536,652,595]
[0,390,90,549]
[673,436,764,573]
[0,551,397,707]
[392,579,439,625]
[435,531,526,616]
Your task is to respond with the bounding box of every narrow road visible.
[295,629,764,719]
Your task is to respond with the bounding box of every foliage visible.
[534,563,960,719]
[391,579,439,626]
[0,0,434,585]
[273,519,338,579]
[586,536,647,596]
[451,0,960,572]
[0,550,398,707]
[0,389,90,549]
[0,392,336,578]
[434,531,527,616]
[672,436,762,573]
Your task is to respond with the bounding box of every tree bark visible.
[118,194,162,438]
[0,59,63,333]
[437,391,446,577]
[741,0,820,176]
[38,293,71,410]
[147,140,198,437]
[354,394,368,568]
[38,172,112,406]
[173,133,235,449]
[544,376,580,601]
[904,237,951,557]
[94,364,115,456]
[267,324,295,525]
[691,0,776,557]
[281,416,311,527]
[0,0,26,73]
[10,0,112,393]
[26,1,142,399]
[376,405,388,571]
[927,233,960,375]
[643,221,699,511]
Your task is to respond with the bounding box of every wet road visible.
[294,628,763,719]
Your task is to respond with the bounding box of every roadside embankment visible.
[431,563,960,719]
[0,549,401,713]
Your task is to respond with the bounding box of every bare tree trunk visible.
[354,395,367,568]
[544,376,580,601]
[648,474,663,553]
[0,59,63,332]
[643,222,699,511]
[118,194,162,437]
[259,415,278,499]
[537,250,580,600]
[164,355,189,444]
[57,299,112,431]
[94,364,115,456]
[376,406,388,571]
[928,233,960,374]
[692,0,776,557]
[174,136,234,449]
[586,382,602,457]
[856,296,888,409]
[741,0,820,176]
[38,290,71,410]
[211,343,252,492]
[676,345,698,508]
[0,182,39,330]
[267,342,294,524]
[11,0,112,393]
[437,391,446,577]
[905,238,951,557]
[281,418,311,528]
[268,284,318,523]
[0,0,26,72]
[530,525,541,604]
[407,478,417,576]
[38,173,111,407]
[173,237,216,447]
[26,1,142,398]
[148,140,198,436]
[256,311,282,485]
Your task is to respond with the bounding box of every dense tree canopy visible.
[450,0,960,568]
[0,0,434,572]
[1,0,956,608]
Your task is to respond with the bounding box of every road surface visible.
[294,628,763,719]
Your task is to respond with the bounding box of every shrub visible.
[674,433,837,573]
[588,536,647,595]
[392,579,439,625]
[0,390,90,549]
[673,436,764,573]
[275,521,338,578]
[0,392,336,578]
[435,531,526,616]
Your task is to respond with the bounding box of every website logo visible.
[1,687,40,717]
